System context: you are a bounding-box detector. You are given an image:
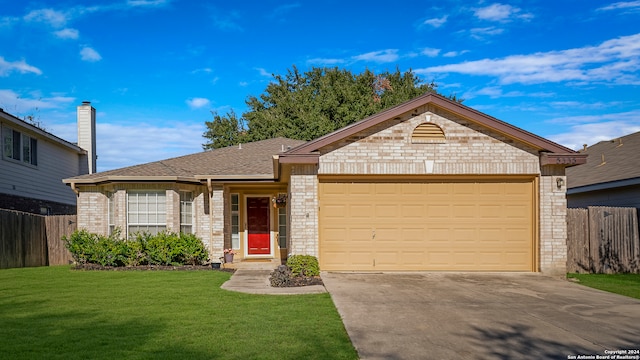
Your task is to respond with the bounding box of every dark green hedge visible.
[63,229,209,266]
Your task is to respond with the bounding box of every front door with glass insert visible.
[247,197,270,255]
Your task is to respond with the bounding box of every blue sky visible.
[1,0,639,172]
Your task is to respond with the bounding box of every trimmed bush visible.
[286,255,320,277]
[63,230,209,267]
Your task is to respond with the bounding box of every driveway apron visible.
[322,272,640,360]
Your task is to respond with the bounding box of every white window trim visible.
[126,190,167,237]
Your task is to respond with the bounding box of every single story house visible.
[64,93,586,275]
[567,131,640,209]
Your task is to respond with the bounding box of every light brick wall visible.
[75,184,211,248]
[76,188,108,234]
[288,164,319,257]
[540,165,568,275]
[210,186,225,257]
[320,109,540,175]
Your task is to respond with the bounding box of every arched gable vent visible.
[411,123,446,144]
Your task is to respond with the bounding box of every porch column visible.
[288,165,319,257]
[210,185,225,258]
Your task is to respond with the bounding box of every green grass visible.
[0,266,357,360]
[567,273,640,300]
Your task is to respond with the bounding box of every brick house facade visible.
[65,93,585,275]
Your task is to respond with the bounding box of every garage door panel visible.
[319,180,534,271]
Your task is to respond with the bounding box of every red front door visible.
[247,197,270,255]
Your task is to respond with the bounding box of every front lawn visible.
[567,273,640,300]
[0,266,357,360]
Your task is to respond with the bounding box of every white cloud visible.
[24,8,69,28]
[80,47,102,62]
[421,48,441,57]
[255,67,271,77]
[423,16,448,28]
[191,68,213,74]
[416,33,640,85]
[54,28,79,39]
[469,26,504,39]
[127,0,171,7]
[268,3,301,19]
[0,89,75,117]
[352,49,399,63]
[49,121,205,172]
[186,97,210,109]
[306,57,346,65]
[443,50,469,57]
[473,3,533,22]
[548,121,640,150]
[211,9,243,32]
[0,57,42,76]
[597,1,640,11]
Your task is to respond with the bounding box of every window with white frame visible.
[278,207,287,249]
[127,190,166,235]
[180,191,193,234]
[108,192,116,235]
[231,194,240,249]
[2,125,37,166]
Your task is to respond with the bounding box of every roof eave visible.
[567,177,640,195]
[63,175,203,185]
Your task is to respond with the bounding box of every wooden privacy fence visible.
[0,209,75,269]
[567,207,640,273]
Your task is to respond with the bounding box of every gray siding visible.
[1,123,84,206]
[568,184,640,209]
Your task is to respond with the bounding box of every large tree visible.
[203,66,456,149]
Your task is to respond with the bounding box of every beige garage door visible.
[319,179,535,271]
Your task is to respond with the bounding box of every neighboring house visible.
[567,131,640,209]
[64,93,585,275]
[1,101,96,215]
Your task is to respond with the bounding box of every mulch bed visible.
[73,264,235,273]
[286,275,324,287]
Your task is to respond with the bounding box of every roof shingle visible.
[66,137,306,183]
[567,131,640,189]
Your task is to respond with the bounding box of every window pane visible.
[12,131,20,160]
[30,138,37,165]
[22,134,30,163]
[3,128,12,159]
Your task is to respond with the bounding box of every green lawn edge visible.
[567,273,640,300]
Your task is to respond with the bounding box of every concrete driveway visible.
[322,272,640,360]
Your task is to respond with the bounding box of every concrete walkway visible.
[220,270,327,295]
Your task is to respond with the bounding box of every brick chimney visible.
[77,101,97,174]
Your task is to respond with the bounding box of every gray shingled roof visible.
[66,137,306,182]
[567,131,640,189]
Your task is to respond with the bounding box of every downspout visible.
[207,178,214,260]
[70,182,79,196]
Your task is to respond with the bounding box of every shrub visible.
[125,232,151,266]
[63,229,100,264]
[146,231,182,265]
[179,233,209,265]
[270,265,293,287]
[64,229,208,267]
[286,255,320,277]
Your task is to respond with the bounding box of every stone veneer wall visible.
[288,164,319,257]
[304,107,569,274]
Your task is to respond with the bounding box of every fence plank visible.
[1,209,76,269]
[45,215,76,266]
[567,207,640,274]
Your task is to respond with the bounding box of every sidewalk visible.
[220,270,327,295]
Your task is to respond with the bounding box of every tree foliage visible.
[203,66,458,149]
